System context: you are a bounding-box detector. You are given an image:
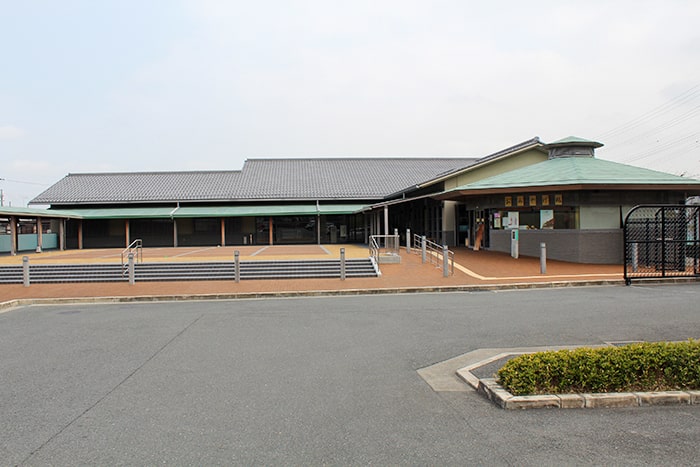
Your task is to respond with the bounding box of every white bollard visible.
[443,245,449,278]
[340,248,346,281]
[128,252,135,285]
[234,250,240,283]
[22,256,30,287]
[540,242,547,274]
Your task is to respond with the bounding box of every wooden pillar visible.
[59,218,65,250]
[220,218,226,247]
[173,219,178,247]
[316,214,321,245]
[125,219,130,247]
[363,212,368,244]
[77,220,83,250]
[9,216,17,255]
[36,218,43,252]
[268,217,273,245]
[384,206,389,237]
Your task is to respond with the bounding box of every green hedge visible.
[497,340,700,396]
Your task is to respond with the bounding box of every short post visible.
[540,242,547,274]
[22,256,30,287]
[340,247,346,281]
[421,236,427,263]
[442,245,449,278]
[631,243,638,272]
[128,252,135,285]
[406,229,411,254]
[234,250,240,283]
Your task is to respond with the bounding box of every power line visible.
[596,84,700,140]
[619,135,699,164]
[0,177,49,186]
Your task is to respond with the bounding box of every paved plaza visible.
[1,283,698,465]
[0,246,623,303]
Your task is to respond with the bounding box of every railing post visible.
[22,256,30,287]
[128,252,135,285]
[406,229,411,254]
[234,250,240,283]
[442,245,449,277]
[421,236,427,263]
[540,242,547,274]
[340,247,346,281]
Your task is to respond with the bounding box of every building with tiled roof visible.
[429,137,700,262]
[2,136,699,263]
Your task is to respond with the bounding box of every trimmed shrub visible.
[497,340,700,396]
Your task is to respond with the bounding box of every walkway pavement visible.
[0,245,624,303]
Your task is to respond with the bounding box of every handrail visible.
[369,236,380,261]
[411,233,454,276]
[369,235,400,258]
[368,235,400,275]
[121,239,143,275]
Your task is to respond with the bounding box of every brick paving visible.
[0,246,623,303]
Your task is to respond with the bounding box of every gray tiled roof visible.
[31,171,244,204]
[30,158,477,205]
[237,158,477,200]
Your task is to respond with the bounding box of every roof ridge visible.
[66,170,242,176]
[476,137,544,164]
[244,157,477,161]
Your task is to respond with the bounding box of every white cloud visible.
[11,159,51,171]
[29,0,696,175]
[0,125,25,140]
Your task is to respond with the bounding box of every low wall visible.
[0,234,10,253]
[489,229,623,264]
[1,233,59,253]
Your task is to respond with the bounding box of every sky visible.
[1,0,699,207]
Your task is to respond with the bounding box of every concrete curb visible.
[0,279,627,312]
[455,347,700,410]
[2,276,697,313]
[476,378,700,410]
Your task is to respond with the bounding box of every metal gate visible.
[624,205,700,285]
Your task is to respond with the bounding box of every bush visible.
[497,340,700,396]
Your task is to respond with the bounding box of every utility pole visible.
[0,177,4,206]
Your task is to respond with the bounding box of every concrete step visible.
[0,259,378,284]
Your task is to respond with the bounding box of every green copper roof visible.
[447,157,700,192]
[55,204,369,220]
[0,206,82,219]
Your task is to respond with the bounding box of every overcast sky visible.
[1,0,699,206]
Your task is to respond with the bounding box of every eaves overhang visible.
[436,183,700,200]
[0,206,83,219]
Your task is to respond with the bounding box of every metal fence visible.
[624,205,700,285]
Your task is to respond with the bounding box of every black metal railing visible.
[624,205,700,285]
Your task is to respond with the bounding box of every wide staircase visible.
[0,258,378,284]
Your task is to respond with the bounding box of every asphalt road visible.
[1,283,699,466]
